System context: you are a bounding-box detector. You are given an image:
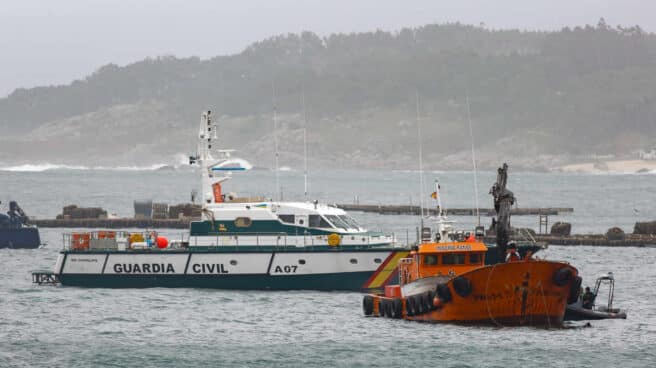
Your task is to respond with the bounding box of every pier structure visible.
[335,204,573,216]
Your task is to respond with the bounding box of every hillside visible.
[1,21,655,170]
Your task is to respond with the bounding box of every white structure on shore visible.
[639,148,656,160]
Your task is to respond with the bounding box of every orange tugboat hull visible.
[368,260,580,327]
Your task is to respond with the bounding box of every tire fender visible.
[452,276,472,298]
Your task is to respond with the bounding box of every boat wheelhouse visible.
[189,200,394,248]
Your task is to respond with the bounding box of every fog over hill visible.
[1,21,655,170]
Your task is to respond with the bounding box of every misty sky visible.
[0,0,653,97]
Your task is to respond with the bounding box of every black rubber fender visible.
[568,276,583,304]
[452,276,472,298]
[392,298,403,319]
[553,267,574,287]
[413,295,425,314]
[379,299,387,317]
[385,299,393,317]
[406,297,416,316]
[425,290,436,311]
[419,293,430,313]
[362,295,374,316]
[436,283,452,303]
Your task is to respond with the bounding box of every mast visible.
[466,95,481,226]
[434,179,443,217]
[197,110,217,204]
[432,179,452,243]
[272,81,281,201]
[191,110,249,211]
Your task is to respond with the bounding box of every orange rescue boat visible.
[363,226,581,327]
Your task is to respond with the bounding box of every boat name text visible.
[113,263,176,273]
[191,263,229,274]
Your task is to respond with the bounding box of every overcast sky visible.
[0,0,653,97]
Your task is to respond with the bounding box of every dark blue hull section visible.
[0,227,40,249]
[59,271,373,291]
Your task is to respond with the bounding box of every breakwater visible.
[33,218,191,229]
[336,204,573,216]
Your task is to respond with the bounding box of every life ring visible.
[327,233,341,247]
[362,295,374,316]
[568,276,583,304]
[553,267,573,286]
[436,283,452,303]
[392,298,403,319]
[453,276,472,298]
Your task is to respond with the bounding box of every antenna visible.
[272,81,281,201]
[416,91,425,220]
[466,95,481,226]
[299,35,309,201]
[301,90,309,201]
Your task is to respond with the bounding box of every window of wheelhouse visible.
[423,254,438,265]
[325,215,350,230]
[469,253,482,264]
[309,215,333,228]
[442,253,466,265]
[339,215,361,230]
[278,215,295,224]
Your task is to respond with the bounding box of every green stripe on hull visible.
[59,272,375,291]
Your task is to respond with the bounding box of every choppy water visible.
[1,168,656,367]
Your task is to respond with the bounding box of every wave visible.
[0,163,177,172]
[0,164,89,172]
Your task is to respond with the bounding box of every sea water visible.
[1,168,655,367]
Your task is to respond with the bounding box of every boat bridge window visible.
[279,215,295,224]
[309,215,333,228]
[469,254,481,264]
[234,217,252,228]
[423,255,438,265]
[442,253,466,265]
[339,215,361,230]
[325,215,350,230]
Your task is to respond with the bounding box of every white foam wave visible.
[0,163,175,172]
[0,164,89,172]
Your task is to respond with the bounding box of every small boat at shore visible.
[0,201,40,249]
[362,182,581,326]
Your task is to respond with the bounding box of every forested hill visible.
[1,21,655,169]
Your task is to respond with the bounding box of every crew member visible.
[581,286,595,309]
[505,242,521,262]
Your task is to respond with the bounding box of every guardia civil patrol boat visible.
[47,111,407,291]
